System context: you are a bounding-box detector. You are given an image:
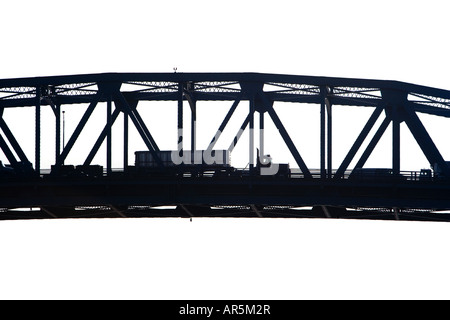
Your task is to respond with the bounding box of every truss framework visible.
[0,72,450,221]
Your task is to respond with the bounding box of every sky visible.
[1,0,450,299]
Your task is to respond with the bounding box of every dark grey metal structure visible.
[1,72,450,221]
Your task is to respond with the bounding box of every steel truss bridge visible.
[1,72,450,221]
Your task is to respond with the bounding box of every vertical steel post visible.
[123,108,128,169]
[62,110,65,152]
[178,83,183,157]
[259,110,264,157]
[381,89,406,176]
[35,87,41,174]
[392,105,400,175]
[55,103,61,163]
[326,96,332,178]
[320,86,332,178]
[249,98,255,171]
[320,87,326,179]
[107,95,112,176]
[191,100,196,152]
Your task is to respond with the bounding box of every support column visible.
[191,101,196,151]
[123,107,128,169]
[392,106,400,175]
[259,110,264,157]
[184,82,197,163]
[321,86,332,179]
[178,83,183,157]
[326,95,332,178]
[55,103,61,163]
[62,110,65,154]
[35,87,41,174]
[107,95,112,176]
[191,99,196,165]
[320,87,326,179]
[249,98,255,172]
[381,89,406,176]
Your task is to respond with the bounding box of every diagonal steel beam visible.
[131,103,160,152]
[207,95,242,152]
[402,102,450,177]
[55,91,102,167]
[116,92,163,167]
[83,106,121,166]
[0,132,18,166]
[353,115,391,170]
[228,112,252,152]
[334,104,384,179]
[0,117,29,163]
[266,104,312,178]
[117,93,160,153]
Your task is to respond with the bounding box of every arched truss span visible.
[1,72,450,222]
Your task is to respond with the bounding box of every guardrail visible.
[36,166,439,182]
[290,168,434,181]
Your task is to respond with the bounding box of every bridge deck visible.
[1,171,449,222]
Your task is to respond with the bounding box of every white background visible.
[1,0,450,299]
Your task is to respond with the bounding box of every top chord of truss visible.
[0,72,449,117]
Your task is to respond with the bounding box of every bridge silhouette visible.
[1,72,450,221]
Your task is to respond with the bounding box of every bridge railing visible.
[286,168,434,181]
[36,166,436,182]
